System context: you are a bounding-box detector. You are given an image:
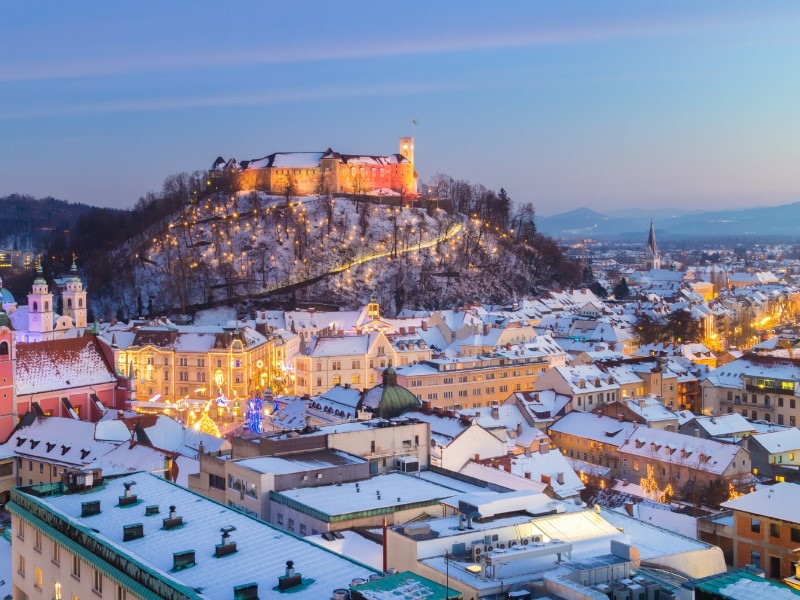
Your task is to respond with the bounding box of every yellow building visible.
[104,324,282,405]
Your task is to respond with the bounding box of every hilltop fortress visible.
[210,136,417,196]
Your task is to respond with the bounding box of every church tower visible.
[367,293,381,321]
[27,261,54,341]
[0,317,16,439]
[644,220,661,270]
[62,259,88,329]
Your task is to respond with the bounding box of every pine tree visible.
[613,277,630,299]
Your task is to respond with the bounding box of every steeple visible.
[644,220,661,270]
[62,256,88,329]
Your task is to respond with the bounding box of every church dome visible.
[0,310,12,330]
[0,287,14,305]
[359,365,420,419]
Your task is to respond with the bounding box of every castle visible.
[210,137,417,196]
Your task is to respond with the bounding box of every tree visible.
[589,281,608,298]
[634,313,663,346]
[613,277,630,299]
[664,309,702,344]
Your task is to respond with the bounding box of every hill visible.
[91,192,580,318]
[536,202,800,239]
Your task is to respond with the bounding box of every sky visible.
[2,2,800,215]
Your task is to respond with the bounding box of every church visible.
[0,260,88,343]
[210,137,417,196]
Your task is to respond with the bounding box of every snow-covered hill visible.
[94,192,574,317]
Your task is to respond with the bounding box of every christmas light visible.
[194,412,220,437]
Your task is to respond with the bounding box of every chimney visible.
[118,481,138,507]
[278,560,303,590]
[216,526,238,558]
[539,442,550,454]
[483,324,490,336]
[491,406,499,420]
[474,453,481,462]
[556,472,564,485]
[624,501,634,517]
[524,471,531,480]
[421,321,428,331]
[516,422,523,436]
[617,413,624,423]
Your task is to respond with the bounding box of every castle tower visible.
[399,137,414,166]
[0,319,16,440]
[27,261,54,340]
[62,259,88,329]
[644,220,661,270]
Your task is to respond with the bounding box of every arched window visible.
[0,341,8,357]
[44,301,49,312]
[32,302,38,312]
[79,298,83,308]
[67,299,73,309]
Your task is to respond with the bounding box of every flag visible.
[412,119,418,126]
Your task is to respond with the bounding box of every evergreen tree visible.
[589,281,608,298]
[613,277,630,299]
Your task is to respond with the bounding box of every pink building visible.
[1,334,132,441]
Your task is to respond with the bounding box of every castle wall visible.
[227,163,415,196]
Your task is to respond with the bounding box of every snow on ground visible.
[193,306,237,326]
[305,530,384,570]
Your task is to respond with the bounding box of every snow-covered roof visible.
[722,482,800,523]
[620,427,744,475]
[15,335,118,396]
[272,472,459,518]
[506,451,585,498]
[16,472,377,599]
[749,428,800,454]
[458,462,547,493]
[548,412,637,448]
[236,450,365,475]
[686,414,755,438]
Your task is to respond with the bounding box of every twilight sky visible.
[2,2,800,215]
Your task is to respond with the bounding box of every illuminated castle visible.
[210,137,417,196]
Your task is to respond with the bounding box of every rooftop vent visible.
[279,560,302,590]
[118,481,138,507]
[163,505,183,530]
[145,505,159,516]
[122,523,144,542]
[81,500,101,517]
[45,442,56,453]
[61,445,71,456]
[215,526,238,558]
[172,550,195,572]
[233,583,258,600]
[80,449,91,460]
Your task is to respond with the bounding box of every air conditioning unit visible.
[610,584,631,600]
[532,535,542,543]
[498,542,506,549]
[486,545,494,552]
[520,537,530,546]
[471,544,485,562]
[508,540,517,547]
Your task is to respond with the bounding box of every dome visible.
[0,287,14,305]
[359,366,420,419]
[0,310,12,330]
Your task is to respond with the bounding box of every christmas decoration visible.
[194,411,221,437]
[640,464,673,503]
[245,394,263,433]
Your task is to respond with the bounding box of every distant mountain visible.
[536,201,800,239]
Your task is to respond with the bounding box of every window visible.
[72,554,81,578]
[792,416,797,428]
[54,581,63,600]
[117,585,127,600]
[792,399,796,409]
[197,358,205,367]
[93,568,103,593]
[35,566,43,589]
[276,514,284,525]
[34,528,42,551]
[751,518,761,534]
[299,524,307,535]
[17,520,24,540]
[29,460,33,472]
[209,473,225,490]
[179,357,188,367]
[17,553,25,577]
[751,550,761,569]
[791,528,800,543]
[770,522,780,538]
[633,460,640,471]
[52,542,60,565]
[287,518,295,532]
